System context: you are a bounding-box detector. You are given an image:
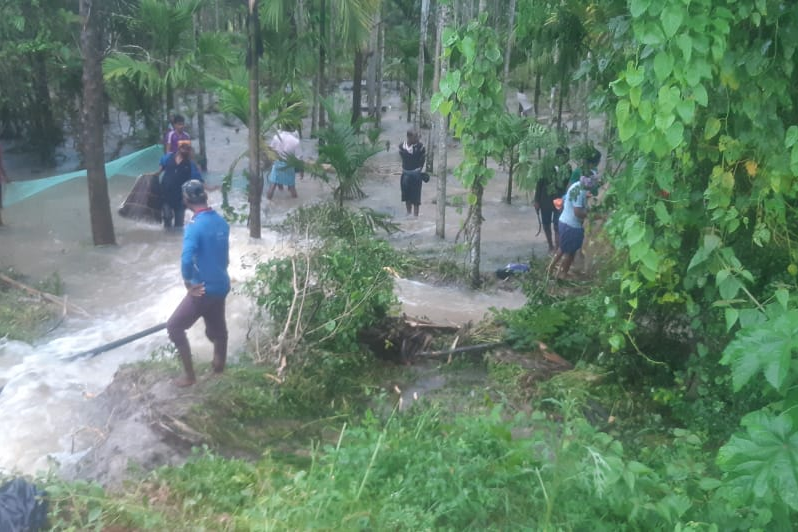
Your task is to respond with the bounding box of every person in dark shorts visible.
[548,173,600,280]
[534,146,570,253]
[167,180,230,387]
[147,139,202,229]
[398,130,427,217]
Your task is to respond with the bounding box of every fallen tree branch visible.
[416,341,505,359]
[0,273,90,317]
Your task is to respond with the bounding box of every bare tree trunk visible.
[468,180,483,288]
[80,0,115,246]
[376,16,384,127]
[366,13,378,117]
[351,49,364,125]
[317,0,327,129]
[197,90,207,170]
[502,0,517,105]
[247,0,262,238]
[414,0,430,131]
[435,0,450,240]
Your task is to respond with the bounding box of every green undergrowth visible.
[0,269,64,342]
[40,397,775,531]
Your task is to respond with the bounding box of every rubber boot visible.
[174,348,196,387]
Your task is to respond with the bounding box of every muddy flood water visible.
[0,99,549,478]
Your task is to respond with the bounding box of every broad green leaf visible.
[653,51,674,81]
[624,215,646,245]
[717,411,798,511]
[687,233,721,270]
[676,99,695,123]
[665,121,684,149]
[653,201,671,225]
[460,35,476,62]
[791,145,798,176]
[692,83,708,106]
[630,0,652,17]
[724,307,739,331]
[660,5,684,38]
[704,117,721,139]
[720,310,798,391]
[785,125,798,148]
[439,71,461,97]
[717,273,742,300]
[626,65,645,87]
[676,33,693,62]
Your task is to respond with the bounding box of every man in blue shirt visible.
[167,180,230,387]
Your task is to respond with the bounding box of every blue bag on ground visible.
[0,478,48,532]
[495,263,530,280]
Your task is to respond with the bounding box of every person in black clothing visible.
[534,146,570,253]
[398,130,427,217]
[147,139,203,229]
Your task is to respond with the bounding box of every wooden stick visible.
[416,341,504,358]
[0,273,90,317]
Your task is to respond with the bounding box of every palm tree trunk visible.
[375,15,384,127]
[197,90,207,171]
[351,48,364,125]
[317,0,327,129]
[247,0,262,238]
[414,0,430,131]
[435,0,450,240]
[502,0,517,102]
[80,0,116,246]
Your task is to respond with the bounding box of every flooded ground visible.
[0,89,551,478]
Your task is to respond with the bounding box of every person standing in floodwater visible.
[0,144,7,226]
[147,139,203,230]
[399,130,426,217]
[266,128,303,199]
[167,180,230,387]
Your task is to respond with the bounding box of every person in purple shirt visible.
[147,139,202,229]
[164,114,190,154]
[167,180,230,387]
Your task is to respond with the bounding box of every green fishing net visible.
[4,145,163,207]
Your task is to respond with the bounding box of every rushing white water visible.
[0,100,539,478]
[0,175,529,477]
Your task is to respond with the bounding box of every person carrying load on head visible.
[266,127,303,200]
[398,129,427,217]
[167,179,230,387]
[146,139,203,230]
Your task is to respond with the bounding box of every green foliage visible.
[0,271,63,342]
[44,402,783,530]
[312,98,382,207]
[246,204,402,354]
[607,1,798,525]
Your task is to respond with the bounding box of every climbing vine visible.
[431,13,508,287]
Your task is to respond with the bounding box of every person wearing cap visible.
[164,114,190,154]
[167,179,230,387]
[147,139,202,229]
[548,172,601,280]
